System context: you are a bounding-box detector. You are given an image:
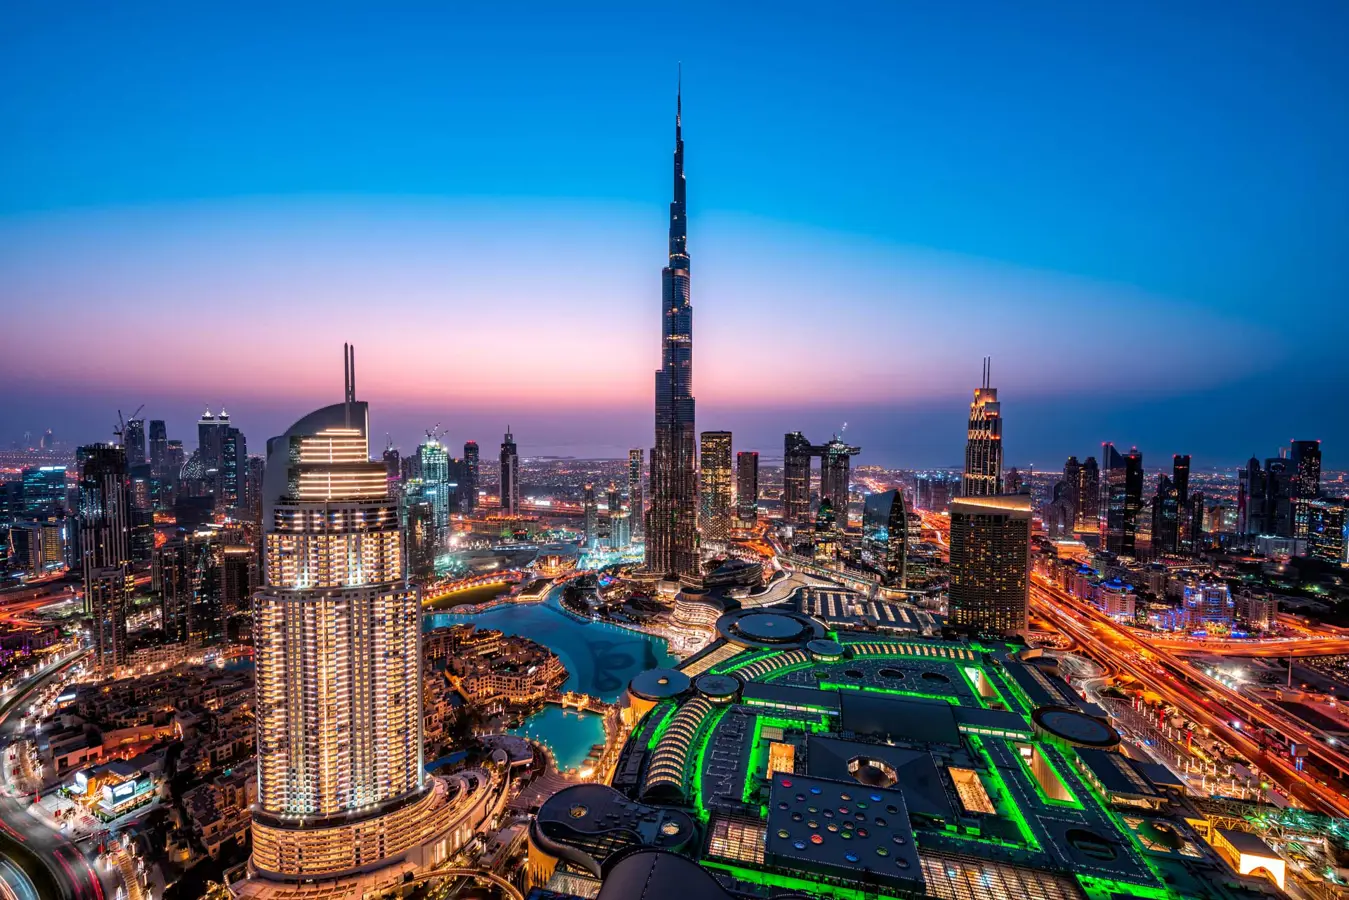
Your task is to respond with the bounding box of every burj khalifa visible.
[645,75,700,581]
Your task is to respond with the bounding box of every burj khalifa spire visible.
[646,69,700,581]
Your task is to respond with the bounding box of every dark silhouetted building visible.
[783,431,813,524]
[462,440,479,513]
[628,449,644,540]
[735,451,758,528]
[1291,439,1322,538]
[77,443,131,617]
[124,417,146,468]
[500,427,519,515]
[1077,455,1099,532]
[583,483,599,551]
[1152,474,1180,556]
[818,436,860,524]
[949,494,1031,636]
[1103,444,1144,556]
[148,420,168,474]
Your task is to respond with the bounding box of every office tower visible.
[961,357,1003,497]
[1187,491,1206,556]
[736,450,759,528]
[1005,467,1022,495]
[500,427,519,515]
[157,532,226,647]
[1238,456,1264,535]
[627,449,644,540]
[646,80,700,581]
[1076,456,1099,532]
[244,455,266,522]
[462,440,479,513]
[819,436,860,524]
[948,494,1031,636]
[148,420,167,474]
[39,428,54,450]
[165,440,185,476]
[88,567,132,674]
[123,416,146,468]
[77,443,131,616]
[1103,446,1146,556]
[1291,439,1322,538]
[1264,456,1293,537]
[1308,500,1348,565]
[1172,455,1191,551]
[699,431,733,544]
[197,406,231,496]
[220,425,247,510]
[610,509,631,549]
[418,438,453,547]
[1152,474,1179,556]
[1101,443,1124,552]
[155,537,196,645]
[1043,481,1075,539]
[21,465,67,518]
[582,483,599,551]
[1061,457,1081,525]
[128,464,154,562]
[783,432,813,523]
[221,544,254,620]
[251,345,449,882]
[862,489,907,588]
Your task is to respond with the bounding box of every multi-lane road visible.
[1030,579,1349,818]
[0,650,120,900]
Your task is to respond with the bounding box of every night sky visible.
[2,2,1346,469]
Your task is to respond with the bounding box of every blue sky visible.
[1,1,1346,468]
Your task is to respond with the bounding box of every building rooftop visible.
[535,608,1277,900]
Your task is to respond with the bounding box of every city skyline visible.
[3,3,1347,467]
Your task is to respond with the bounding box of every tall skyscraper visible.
[819,436,860,524]
[148,419,168,474]
[251,345,454,883]
[627,449,644,540]
[1076,455,1099,532]
[462,440,479,513]
[20,465,67,518]
[699,431,733,544]
[87,567,132,674]
[77,443,131,617]
[1061,456,1081,526]
[736,450,759,528]
[500,427,519,516]
[1152,474,1180,556]
[418,438,453,546]
[155,533,223,647]
[862,489,908,588]
[783,432,813,524]
[124,416,147,468]
[1172,454,1192,552]
[1291,439,1322,538]
[197,406,230,495]
[383,443,401,493]
[646,78,700,581]
[1103,445,1144,556]
[948,494,1031,636]
[222,425,247,510]
[582,482,599,551]
[962,357,1003,497]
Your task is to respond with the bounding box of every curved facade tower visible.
[646,76,700,581]
[250,346,453,884]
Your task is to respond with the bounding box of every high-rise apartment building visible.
[462,441,479,513]
[500,428,519,516]
[699,431,733,544]
[583,483,599,551]
[88,567,132,674]
[646,81,700,582]
[250,346,457,884]
[627,449,644,540]
[961,357,1003,497]
[783,432,813,524]
[154,533,223,647]
[1308,500,1348,565]
[418,439,453,546]
[383,444,401,493]
[222,425,247,510]
[77,444,131,617]
[948,494,1031,636]
[21,465,67,518]
[736,451,759,528]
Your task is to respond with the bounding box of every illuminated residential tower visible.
[249,345,458,886]
[646,74,700,580]
[699,431,733,544]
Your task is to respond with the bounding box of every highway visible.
[1030,580,1349,818]
[0,650,118,900]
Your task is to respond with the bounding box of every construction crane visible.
[424,423,444,445]
[114,403,146,441]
